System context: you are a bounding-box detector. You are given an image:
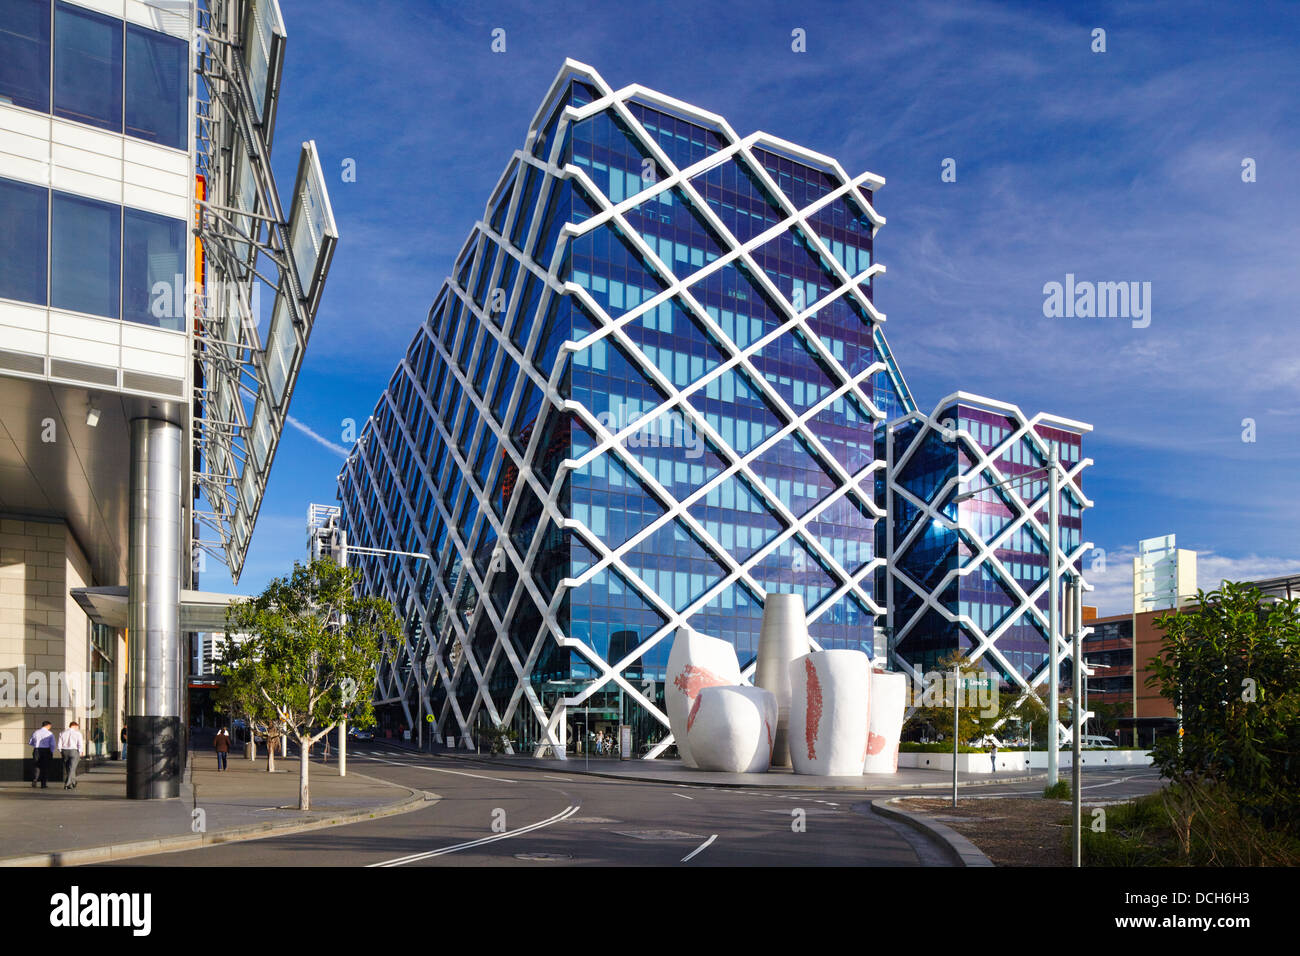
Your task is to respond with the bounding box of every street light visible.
[331,530,434,775]
[950,448,1066,787]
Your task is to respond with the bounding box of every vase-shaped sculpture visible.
[666,627,741,767]
[753,592,811,767]
[863,669,907,774]
[686,685,778,773]
[788,649,872,775]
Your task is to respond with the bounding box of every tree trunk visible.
[299,738,310,811]
[267,729,276,772]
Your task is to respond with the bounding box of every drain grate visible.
[515,852,573,861]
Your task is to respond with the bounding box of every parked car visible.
[348,727,374,741]
[1081,734,1117,749]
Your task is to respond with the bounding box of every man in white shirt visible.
[28,722,55,789]
[57,722,85,790]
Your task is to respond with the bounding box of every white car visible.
[1081,734,1117,749]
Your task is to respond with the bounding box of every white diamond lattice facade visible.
[336,59,1091,758]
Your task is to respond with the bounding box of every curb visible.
[375,743,1045,792]
[0,772,438,868]
[870,797,994,867]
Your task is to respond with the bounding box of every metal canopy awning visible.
[70,586,248,632]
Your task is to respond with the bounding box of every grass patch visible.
[1043,780,1071,799]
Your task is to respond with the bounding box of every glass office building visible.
[881,394,1092,703]
[0,0,335,794]
[337,60,916,756]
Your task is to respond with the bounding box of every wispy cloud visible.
[286,415,349,458]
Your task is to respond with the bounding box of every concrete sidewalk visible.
[370,739,1045,791]
[0,747,433,866]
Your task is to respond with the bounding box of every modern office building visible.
[1132,533,1196,613]
[337,59,913,755]
[335,59,1093,757]
[881,394,1092,709]
[0,0,336,794]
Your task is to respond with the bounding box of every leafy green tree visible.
[213,652,283,771]
[1146,582,1300,832]
[903,652,1002,746]
[220,558,399,810]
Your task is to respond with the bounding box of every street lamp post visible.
[952,660,960,808]
[333,532,433,777]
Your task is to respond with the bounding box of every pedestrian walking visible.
[214,727,231,771]
[988,740,998,774]
[29,721,55,789]
[322,733,331,762]
[93,725,104,757]
[119,725,127,760]
[58,721,84,790]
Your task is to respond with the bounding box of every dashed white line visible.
[673,792,694,801]
[681,834,717,863]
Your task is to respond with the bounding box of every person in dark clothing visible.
[214,728,231,771]
[29,721,55,788]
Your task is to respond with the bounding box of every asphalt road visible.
[108,747,1163,867]
[109,746,937,866]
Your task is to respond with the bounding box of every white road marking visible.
[352,754,516,783]
[673,792,694,801]
[368,805,580,867]
[681,834,717,863]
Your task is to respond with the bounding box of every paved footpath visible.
[0,745,430,866]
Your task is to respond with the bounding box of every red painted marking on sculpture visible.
[866,732,887,756]
[674,665,729,701]
[687,694,703,732]
[862,699,873,761]
[764,719,773,754]
[804,658,822,761]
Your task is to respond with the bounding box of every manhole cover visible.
[612,828,701,841]
[515,852,573,861]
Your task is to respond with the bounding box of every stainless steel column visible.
[754,593,811,767]
[126,418,183,799]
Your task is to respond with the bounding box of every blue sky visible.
[204,0,1300,616]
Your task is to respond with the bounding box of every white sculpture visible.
[788,649,872,776]
[753,593,811,767]
[863,669,907,774]
[686,685,778,773]
[666,627,741,767]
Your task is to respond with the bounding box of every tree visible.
[213,651,283,772]
[220,558,399,810]
[903,652,1002,746]
[1146,582,1300,833]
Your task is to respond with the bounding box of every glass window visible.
[53,2,122,133]
[0,177,48,305]
[125,23,186,150]
[0,0,51,112]
[122,206,185,328]
[51,190,120,317]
